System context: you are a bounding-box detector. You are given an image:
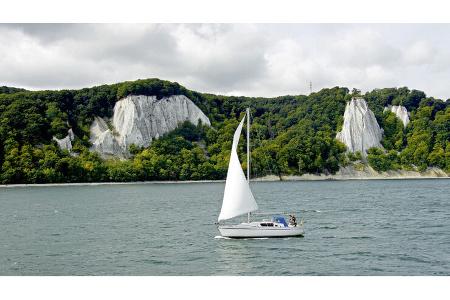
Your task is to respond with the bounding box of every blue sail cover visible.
[272,216,288,227]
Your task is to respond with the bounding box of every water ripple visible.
[1,179,449,275]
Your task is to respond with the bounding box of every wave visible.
[214,236,270,240]
[214,236,231,239]
[300,209,322,213]
[348,236,373,240]
[319,225,338,229]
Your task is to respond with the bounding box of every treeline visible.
[0,79,449,183]
[0,86,27,94]
[0,122,219,183]
[364,88,449,172]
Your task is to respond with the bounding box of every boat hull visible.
[218,223,304,238]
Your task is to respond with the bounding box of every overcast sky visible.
[1,23,449,99]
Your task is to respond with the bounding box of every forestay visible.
[218,113,258,221]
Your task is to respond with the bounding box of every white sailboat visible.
[217,108,305,238]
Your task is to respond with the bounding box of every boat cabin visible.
[258,216,289,228]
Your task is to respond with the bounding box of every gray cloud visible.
[0,23,449,100]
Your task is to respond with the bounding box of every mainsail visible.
[218,113,258,222]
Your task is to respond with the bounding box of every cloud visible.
[0,24,449,100]
[170,24,269,91]
[403,41,435,65]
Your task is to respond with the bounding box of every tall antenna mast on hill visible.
[309,81,312,94]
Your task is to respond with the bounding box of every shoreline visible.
[0,165,447,188]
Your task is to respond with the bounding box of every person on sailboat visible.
[289,214,297,227]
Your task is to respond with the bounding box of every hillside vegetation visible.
[0,79,448,183]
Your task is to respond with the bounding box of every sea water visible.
[0,179,449,275]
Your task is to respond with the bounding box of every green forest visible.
[0,78,449,184]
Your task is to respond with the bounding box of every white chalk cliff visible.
[90,95,211,157]
[384,105,410,127]
[336,98,383,156]
[90,117,125,157]
[53,128,75,151]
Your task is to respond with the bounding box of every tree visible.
[403,89,426,111]
[0,79,447,183]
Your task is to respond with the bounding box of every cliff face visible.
[53,128,75,151]
[336,98,383,156]
[384,105,410,127]
[90,117,125,157]
[90,95,210,158]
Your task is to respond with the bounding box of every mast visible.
[247,107,250,223]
